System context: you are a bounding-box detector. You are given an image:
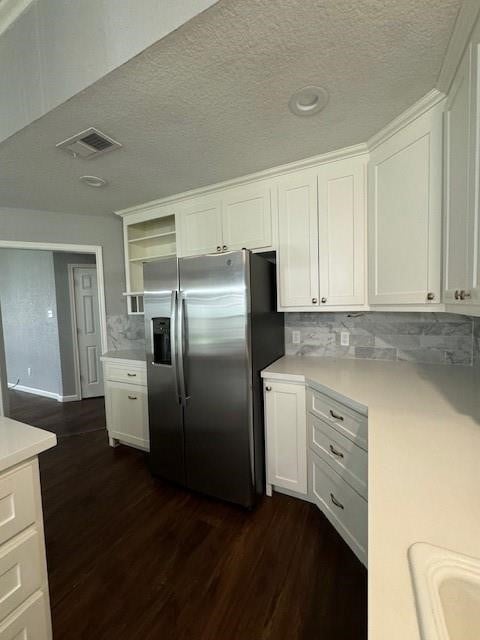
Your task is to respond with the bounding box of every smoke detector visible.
[56,127,122,160]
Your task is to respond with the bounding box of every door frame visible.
[68,263,103,401]
[0,241,108,405]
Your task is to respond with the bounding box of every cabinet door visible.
[177,195,223,257]
[444,46,472,303]
[105,381,149,450]
[277,170,319,308]
[221,182,272,251]
[264,381,307,495]
[368,105,442,305]
[318,156,366,306]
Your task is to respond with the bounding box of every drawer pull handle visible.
[127,373,137,377]
[329,409,344,421]
[128,395,138,400]
[329,444,344,458]
[330,493,344,510]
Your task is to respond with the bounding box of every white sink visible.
[409,542,480,640]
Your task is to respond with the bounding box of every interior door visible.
[179,251,254,507]
[73,267,104,398]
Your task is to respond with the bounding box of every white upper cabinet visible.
[221,182,272,251]
[318,156,366,307]
[277,169,319,308]
[444,32,480,308]
[368,104,443,305]
[277,157,366,310]
[177,195,223,256]
[177,182,273,257]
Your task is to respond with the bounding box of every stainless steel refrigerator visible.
[143,250,284,508]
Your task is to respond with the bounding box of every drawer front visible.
[307,388,368,450]
[0,464,36,546]
[309,414,368,500]
[0,529,43,622]
[310,450,367,565]
[0,591,50,640]
[106,382,149,449]
[103,361,147,386]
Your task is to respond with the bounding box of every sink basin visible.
[409,542,480,640]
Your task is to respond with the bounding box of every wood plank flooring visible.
[9,390,367,640]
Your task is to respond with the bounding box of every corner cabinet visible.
[264,380,307,496]
[277,155,367,311]
[368,102,443,306]
[176,180,274,257]
[444,28,480,312]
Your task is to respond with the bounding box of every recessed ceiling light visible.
[289,86,329,117]
[79,175,108,188]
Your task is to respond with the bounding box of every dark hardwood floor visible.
[9,390,367,640]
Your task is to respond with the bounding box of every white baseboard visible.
[8,383,80,403]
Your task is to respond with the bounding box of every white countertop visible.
[262,356,480,640]
[0,416,57,473]
[101,350,146,363]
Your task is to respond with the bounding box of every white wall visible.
[0,0,218,143]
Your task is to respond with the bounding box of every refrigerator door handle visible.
[177,290,188,406]
[170,290,182,404]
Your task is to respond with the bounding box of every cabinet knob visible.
[222,245,228,251]
[460,290,471,300]
[427,292,435,301]
[454,290,460,300]
[312,298,318,304]
[321,297,327,304]
[265,386,272,392]
[216,246,221,252]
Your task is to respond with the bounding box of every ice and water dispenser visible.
[152,318,172,366]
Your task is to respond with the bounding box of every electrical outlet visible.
[292,330,301,344]
[340,331,350,347]
[27,367,32,376]
[47,309,54,318]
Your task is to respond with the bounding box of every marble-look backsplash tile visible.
[285,312,475,366]
[107,315,145,352]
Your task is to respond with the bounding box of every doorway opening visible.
[0,241,108,439]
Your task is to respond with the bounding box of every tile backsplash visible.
[108,311,480,367]
[107,314,145,352]
[285,312,476,366]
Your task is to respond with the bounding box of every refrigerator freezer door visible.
[144,258,185,485]
[179,251,255,506]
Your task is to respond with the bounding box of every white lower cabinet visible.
[264,380,307,495]
[102,357,149,451]
[263,376,368,566]
[0,460,52,639]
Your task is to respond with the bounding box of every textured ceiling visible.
[0,0,461,216]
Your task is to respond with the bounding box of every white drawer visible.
[309,414,368,500]
[0,464,36,546]
[310,449,367,565]
[0,591,50,639]
[103,361,146,386]
[0,529,43,622]
[307,387,367,451]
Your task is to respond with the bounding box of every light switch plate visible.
[340,331,350,346]
[292,330,301,344]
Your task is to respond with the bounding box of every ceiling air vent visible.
[56,127,122,160]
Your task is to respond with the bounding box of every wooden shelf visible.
[128,231,176,243]
[129,253,176,263]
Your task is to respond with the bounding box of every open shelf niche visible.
[124,213,176,315]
